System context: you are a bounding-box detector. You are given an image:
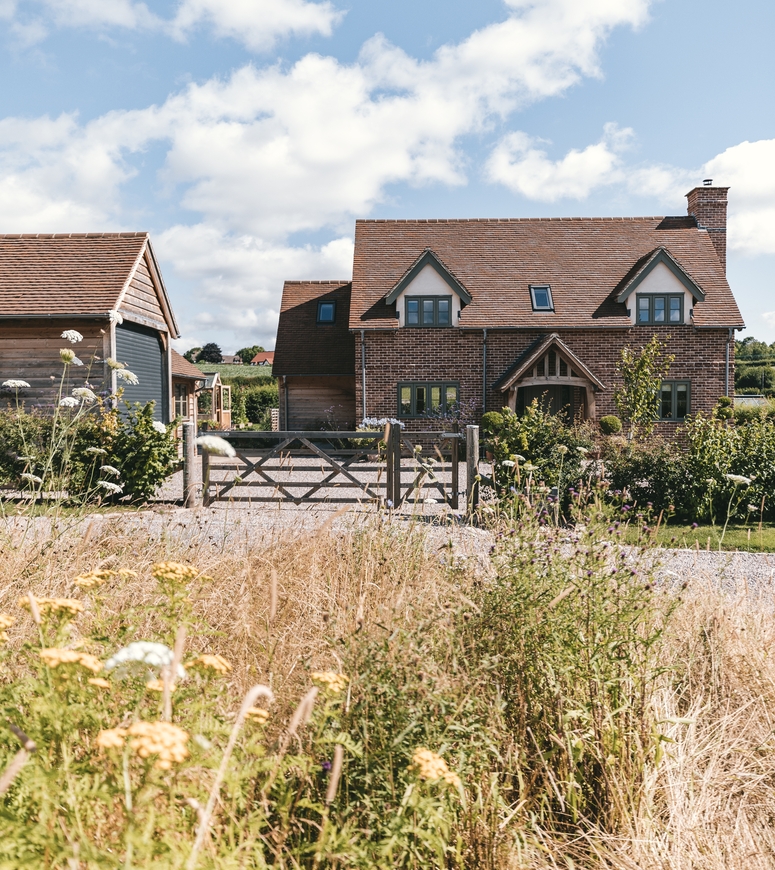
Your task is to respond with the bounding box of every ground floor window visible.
[398,382,459,418]
[659,380,690,420]
[174,383,189,419]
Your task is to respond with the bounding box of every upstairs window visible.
[405,296,451,327]
[530,285,554,311]
[637,294,683,324]
[174,384,189,419]
[659,380,690,421]
[317,301,336,323]
[398,382,459,417]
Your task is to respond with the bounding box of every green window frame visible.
[659,380,690,421]
[398,382,459,418]
[405,296,452,327]
[636,293,684,324]
[174,383,189,419]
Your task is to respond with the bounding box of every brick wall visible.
[356,326,733,435]
[686,186,728,272]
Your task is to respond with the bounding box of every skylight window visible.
[317,301,336,323]
[530,285,554,311]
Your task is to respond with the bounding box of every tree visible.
[235,345,265,365]
[197,343,223,363]
[614,335,674,442]
[183,347,202,363]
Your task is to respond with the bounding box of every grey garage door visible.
[115,322,168,422]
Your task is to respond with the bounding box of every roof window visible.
[317,301,336,323]
[530,285,554,311]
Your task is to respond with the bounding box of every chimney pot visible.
[703,178,713,186]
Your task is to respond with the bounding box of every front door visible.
[517,385,579,419]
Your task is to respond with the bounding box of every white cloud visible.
[6,0,340,48]
[0,0,654,345]
[702,139,775,256]
[169,0,343,51]
[486,122,633,200]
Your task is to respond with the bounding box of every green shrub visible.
[242,383,279,424]
[599,414,622,435]
[480,411,505,437]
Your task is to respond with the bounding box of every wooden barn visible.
[0,233,180,422]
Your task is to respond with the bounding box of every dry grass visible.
[0,512,460,715]
[4,512,775,867]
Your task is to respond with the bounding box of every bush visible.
[242,383,279,424]
[480,411,505,437]
[599,414,622,435]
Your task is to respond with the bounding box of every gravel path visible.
[3,504,774,591]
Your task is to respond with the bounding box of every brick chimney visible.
[686,180,729,272]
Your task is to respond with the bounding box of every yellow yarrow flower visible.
[88,677,111,689]
[244,707,269,725]
[410,748,462,789]
[40,648,103,673]
[185,653,232,675]
[96,727,127,750]
[145,679,168,692]
[19,596,83,619]
[151,562,198,585]
[310,671,348,695]
[0,612,14,642]
[128,721,189,770]
[73,570,114,590]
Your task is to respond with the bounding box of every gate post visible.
[201,448,211,508]
[450,423,459,510]
[466,425,479,513]
[385,423,394,508]
[182,421,199,508]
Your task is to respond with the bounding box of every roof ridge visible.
[283,279,351,284]
[356,217,673,224]
[0,232,149,239]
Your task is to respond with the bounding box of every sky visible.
[0,0,773,353]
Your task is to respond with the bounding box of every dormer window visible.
[317,301,336,323]
[530,285,554,311]
[405,296,451,327]
[637,294,683,324]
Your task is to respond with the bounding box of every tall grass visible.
[0,510,774,867]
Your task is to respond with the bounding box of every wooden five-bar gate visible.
[183,423,481,510]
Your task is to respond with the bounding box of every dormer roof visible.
[615,246,706,304]
[384,248,472,305]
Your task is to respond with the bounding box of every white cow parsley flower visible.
[152,421,167,434]
[501,460,515,468]
[21,473,43,484]
[105,641,186,679]
[115,369,139,385]
[85,447,107,455]
[3,379,30,389]
[61,329,83,344]
[99,465,120,477]
[724,473,751,487]
[196,435,236,457]
[72,387,97,404]
[98,481,123,495]
[59,397,79,408]
[105,358,125,370]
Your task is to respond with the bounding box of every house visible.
[0,233,179,423]
[196,370,232,429]
[273,282,354,428]
[273,184,743,432]
[221,355,243,365]
[171,349,204,436]
[250,351,274,366]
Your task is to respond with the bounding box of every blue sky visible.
[1,0,773,352]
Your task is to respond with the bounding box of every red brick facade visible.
[356,325,734,433]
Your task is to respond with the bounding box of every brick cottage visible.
[273,184,744,432]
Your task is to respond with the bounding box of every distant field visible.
[195,362,273,379]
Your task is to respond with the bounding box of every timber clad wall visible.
[355,326,732,434]
[280,376,356,430]
[120,256,167,328]
[0,321,110,408]
[115,322,168,422]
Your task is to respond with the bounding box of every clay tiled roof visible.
[349,217,744,330]
[273,281,355,376]
[251,351,274,365]
[0,233,152,318]
[171,349,205,380]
